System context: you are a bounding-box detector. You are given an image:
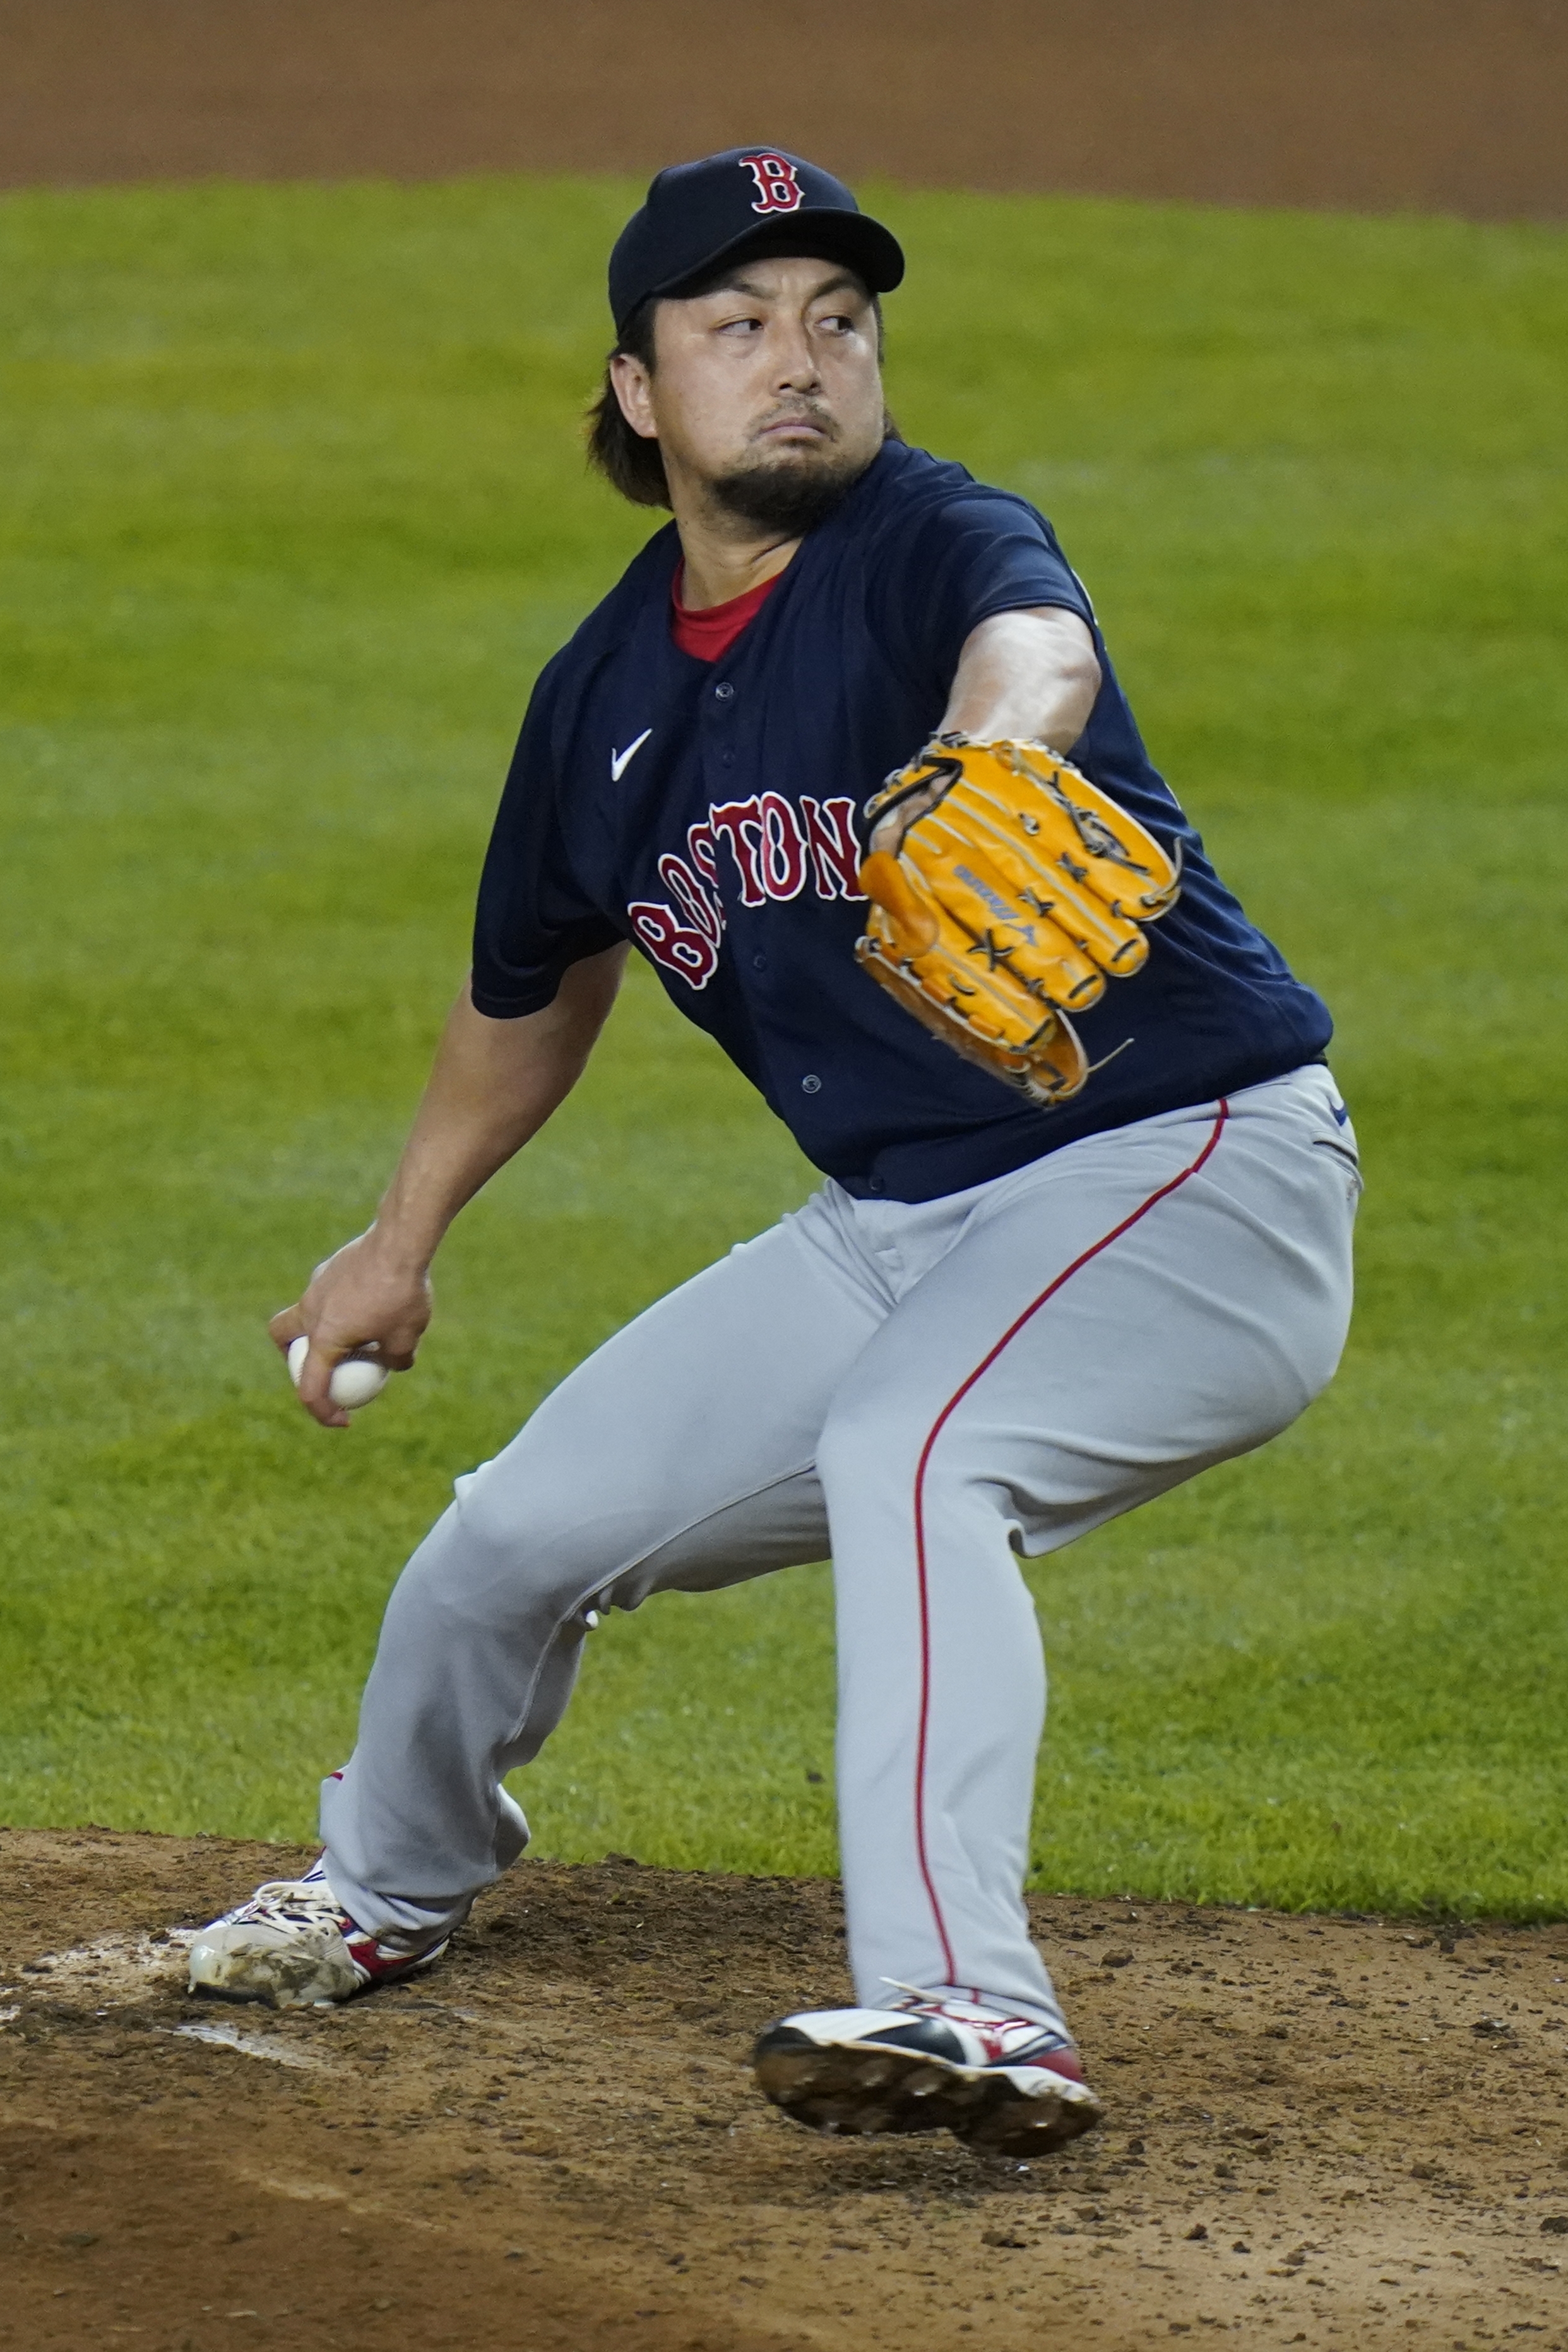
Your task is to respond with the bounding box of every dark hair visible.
[585,290,896,511]
[586,299,670,508]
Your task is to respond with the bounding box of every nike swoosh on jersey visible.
[610,728,652,782]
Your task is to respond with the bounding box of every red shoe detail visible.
[1027,2043,1085,2085]
[341,1928,444,1985]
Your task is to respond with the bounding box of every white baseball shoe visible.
[186,1858,455,2009]
[753,1993,1103,2156]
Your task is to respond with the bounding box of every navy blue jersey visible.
[472,440,1331,1203]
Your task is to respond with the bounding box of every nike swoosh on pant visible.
[610,728,652,782]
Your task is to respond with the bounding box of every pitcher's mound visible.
[2,1828,1564,2349]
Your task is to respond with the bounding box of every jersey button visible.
[714,681,735,703]
[801,1073,822,1094]
[752,953,767,972]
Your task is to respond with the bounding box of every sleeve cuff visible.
[468,981,560,1020]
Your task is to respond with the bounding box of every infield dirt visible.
[3,0,1565,220]
[3,1829,1566,2351]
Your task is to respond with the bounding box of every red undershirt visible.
[670,561,783,662]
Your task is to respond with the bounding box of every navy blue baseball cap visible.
[609,147,905,340]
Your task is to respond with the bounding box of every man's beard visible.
[706,435,870,537]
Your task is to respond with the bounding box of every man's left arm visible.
[872,607,1102,856]
[941,605,1100,753]
[855,602,1180,1107]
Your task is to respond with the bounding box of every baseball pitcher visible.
[189,150,1360,2159]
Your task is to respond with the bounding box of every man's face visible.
[611,256,887,532]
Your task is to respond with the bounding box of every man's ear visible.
[609,351,658,443]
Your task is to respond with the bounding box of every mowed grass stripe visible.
[1,177,1564,1913]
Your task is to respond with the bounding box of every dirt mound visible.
[1,0,1565,219]
[3,1829,1567,2349]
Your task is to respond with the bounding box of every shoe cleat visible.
[186,1860,453,2010]
[753,1993,1103,2157]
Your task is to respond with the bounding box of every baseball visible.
[287,1334,389,1411]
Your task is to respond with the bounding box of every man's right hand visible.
[270,1231,433,1430]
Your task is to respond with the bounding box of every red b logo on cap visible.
[742,153,804,215]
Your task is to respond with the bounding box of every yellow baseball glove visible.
[855,736,1182,1107]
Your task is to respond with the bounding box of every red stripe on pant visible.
[908,1102,1231,1986]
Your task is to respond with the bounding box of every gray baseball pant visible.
[321,1063,1358,2034]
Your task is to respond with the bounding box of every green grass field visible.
[3,176,1565,1916]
